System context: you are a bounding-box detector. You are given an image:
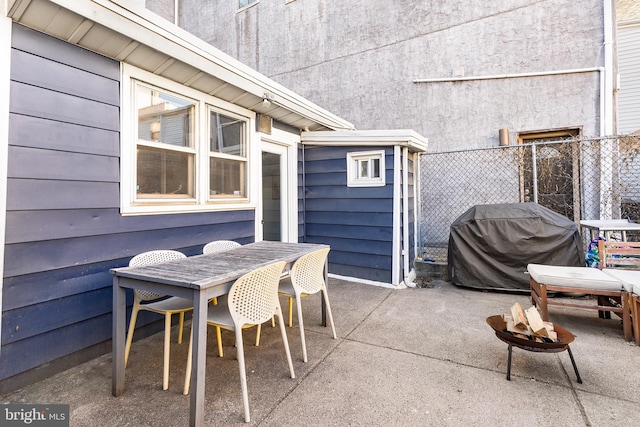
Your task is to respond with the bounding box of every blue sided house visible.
[0,0,427,392]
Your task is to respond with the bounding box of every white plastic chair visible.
[278,248,336,362]
[202,240,241,357]
[125,250,192,391]
[203,240,241,255]
[183,261,295,423]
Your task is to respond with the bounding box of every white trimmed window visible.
[347,150,385,187]
[121,65,255,215]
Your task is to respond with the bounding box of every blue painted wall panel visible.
[302,146,394,282]
[0,25,257,389]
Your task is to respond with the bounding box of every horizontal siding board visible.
[305,236,391,256]
[305,211,392,226]
[4,221,255,277]
[8,146,119,182]
[9,114,119,156]
[304,172,347,186]
[11,24,120,80]
[5,209,255,243]
[305,198,392,213]
[325,249,391,270]
[0,314,112,379]
[11,49,119,105]
[2,263,120,311]
[305,184,393,199]
[304,158,346,174]
[306,223,392,241]
[2,288,113,345]
[303,146,392,161]
[10,81,119,131]
[6,179,119,210]
[330,263,391,283]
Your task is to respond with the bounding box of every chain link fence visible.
[418,134,640,261]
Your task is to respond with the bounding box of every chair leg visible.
[276,304,296,379]
[216,326,224,357]
[163,314,171,390]
[255,323,262,346]
[235,328,251,423]
[321,285,337,339]
[183,327,193,395]
[124,304,140,367]
[294,293,308,363]
[633,295,640,345]
[288,297,294,327]
[178,312,185,344]
[622,292,632,342]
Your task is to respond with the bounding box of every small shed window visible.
[347,150,385,187]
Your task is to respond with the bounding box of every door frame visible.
[256,128,299,242]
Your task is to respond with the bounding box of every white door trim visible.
[257,128,298,243]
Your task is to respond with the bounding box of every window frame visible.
[346,150,386,187]
[121,64,257,215]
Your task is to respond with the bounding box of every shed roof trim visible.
[301,130,429,153]
[6,0,355,132]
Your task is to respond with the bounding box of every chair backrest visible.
[598,240,640,270]
[129,250,186,300]
[228,261,286,327]
[290,248,330,295]
[203,240,241,254]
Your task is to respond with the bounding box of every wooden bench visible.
[598,240,640,344]
[528,239,638,342]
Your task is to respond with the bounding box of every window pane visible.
[371,158,380,178]
[359,159,369,178]
[210,157,246,198]
[210,112,245,156]
[137,85,194,147]
[137,146,194,198]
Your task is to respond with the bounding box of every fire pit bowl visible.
[486,315,574,351]
[486,315,582,383]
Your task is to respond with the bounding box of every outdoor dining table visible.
[111,241,330,426]
[580,219,640,242]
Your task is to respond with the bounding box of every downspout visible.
[599,0,616,220]
[392,146,401,285]
[402,147,414,287]
[174,0,179,26]
[0,11,13,358]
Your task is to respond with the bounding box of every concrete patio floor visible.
[2,278,639,426]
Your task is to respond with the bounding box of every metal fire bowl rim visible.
[486,315,575,351]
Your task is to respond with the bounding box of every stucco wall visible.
[173,0,606,151]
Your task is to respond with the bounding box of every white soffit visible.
[301,130,429,153]
[5,0,355,132]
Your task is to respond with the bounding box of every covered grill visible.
[447,203,583,292]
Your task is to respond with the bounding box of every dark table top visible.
[110,241,329,290]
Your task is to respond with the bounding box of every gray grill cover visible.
[447,203,583,292]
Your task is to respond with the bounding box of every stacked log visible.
[502,302,558,343]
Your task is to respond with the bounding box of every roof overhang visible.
[5,0,355,132]
[301,129,429,153]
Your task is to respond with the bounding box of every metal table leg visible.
[566,346,583,384]
[506,343,513,381]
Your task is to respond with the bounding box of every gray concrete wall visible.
[174,0,606,152]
